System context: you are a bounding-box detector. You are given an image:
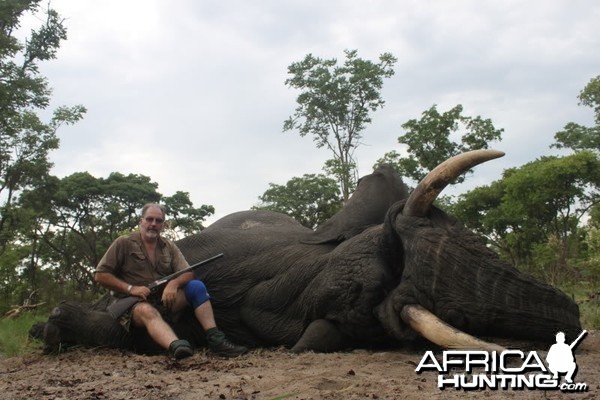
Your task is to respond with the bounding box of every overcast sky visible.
[22,0,600,224]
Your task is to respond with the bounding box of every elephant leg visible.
[291,319,347,353]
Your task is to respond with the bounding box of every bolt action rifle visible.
[106,253,224,319]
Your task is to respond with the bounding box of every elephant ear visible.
[303,165,409,244]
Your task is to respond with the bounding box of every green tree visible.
[377,104,503,184]
[0,0,86,256]
[553,75,600,153]
[578,75,600,125]
[162,191,215,240]
[284,49,397,201]
[550,75,600,288]
[12,172,214,301]
[453,152,600,283]
[254,174,342,229]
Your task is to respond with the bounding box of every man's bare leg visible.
[132,302,178,349]
[193,301,218,330]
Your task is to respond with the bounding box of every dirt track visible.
[0,332,598,399]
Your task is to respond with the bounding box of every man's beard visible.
[143,229,159,239]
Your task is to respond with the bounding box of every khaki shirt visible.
[96,231,189,286]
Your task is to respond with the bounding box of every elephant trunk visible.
[377,209,582,350]
[402,220,581,342]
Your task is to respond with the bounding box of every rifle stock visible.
[106,253,224,319]
[107,296,142,319]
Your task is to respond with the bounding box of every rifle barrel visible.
[148,253,224,289]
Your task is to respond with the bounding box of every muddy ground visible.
[0,332,598,400]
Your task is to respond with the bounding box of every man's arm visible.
[170,271,194,287]
[160,241,195,308]
[95,272,151,301]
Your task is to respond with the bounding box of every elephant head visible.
[374,150,581,351]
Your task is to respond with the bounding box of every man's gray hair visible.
[141,203,167,218]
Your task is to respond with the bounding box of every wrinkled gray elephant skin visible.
[38,152,581,354]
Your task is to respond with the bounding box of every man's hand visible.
[162,280,179,309]
[130,285,151,301]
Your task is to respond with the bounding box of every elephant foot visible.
[291,319,347,353]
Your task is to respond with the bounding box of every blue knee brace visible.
[184,280,211,309]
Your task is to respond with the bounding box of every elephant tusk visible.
[402,149,505,217]
[400,304,506,353]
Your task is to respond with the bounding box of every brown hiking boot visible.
[169,339,193,359]
[209,338,248,358]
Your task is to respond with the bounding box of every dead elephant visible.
[36,150,581,354]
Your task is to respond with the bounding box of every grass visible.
[578,300,600,330]
[558,281,600,330]
[0,312,46,358]
[581,304,600,330]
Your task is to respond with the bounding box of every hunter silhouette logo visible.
[415,330,589,392]
[546,330,587,384]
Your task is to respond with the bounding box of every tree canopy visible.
[452,151,600,282]
[0,0,86,256]
[254,174,342,229]
[376,104,503,184]
[553,75,600,153]
[284,49,397,201]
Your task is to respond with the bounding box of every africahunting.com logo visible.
[415,330,589,393]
